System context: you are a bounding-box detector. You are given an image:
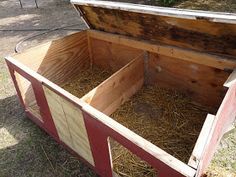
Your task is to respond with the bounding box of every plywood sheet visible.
[43,85,94,166]
[90,38,143,71]
[147,53,229,110]
[13,31,90,86]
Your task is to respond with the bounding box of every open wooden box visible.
[5,0,236,176]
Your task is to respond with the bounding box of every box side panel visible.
[196,82,236,176]
[12,31,90,86]
[88,30,236,71]
[89,38,143,71]
[5,59,59,139]
[43,85,95,166]
[148,53,229,111]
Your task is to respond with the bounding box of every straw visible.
[110,85,208,177]
[62,66,112,98]
[62,67,208,176]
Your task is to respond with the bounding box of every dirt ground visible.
[0,0,235,177]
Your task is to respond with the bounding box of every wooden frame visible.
[5,1,236,176]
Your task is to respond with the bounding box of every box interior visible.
[12,30,231,176]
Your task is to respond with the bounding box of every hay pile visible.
[110,85,209,177]
[62,66,112,98]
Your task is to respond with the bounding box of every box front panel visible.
[43,85,95,166]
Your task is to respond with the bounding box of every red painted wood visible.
[83,111,186,177]
[31,81,59,139]
[196,83,236,177]
[5,61,26,110]
[25,111,98,174]
[5,61,59,140]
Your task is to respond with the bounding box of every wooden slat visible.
[82,54,144,116]
[147,53,229,110]
[195,82,236,176]
[72,1,236,57]
[43,85,95,166]
[224,69,236,88]
[88,30,236,70]
[12,31,90,86]
[188,114,215,169]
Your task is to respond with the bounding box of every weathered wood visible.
[90,38,143,71]
[82,54,144,115]
[147,53,229,110]
[88,30,236,70]
[224,69,236,88]
[196,82,236,176]
[73,1,236,57]
[188,114,215,169]
[13,31,90,86]
[72,0,236,23]
[43,85,95,166]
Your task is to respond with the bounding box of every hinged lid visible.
[71,0,236,57]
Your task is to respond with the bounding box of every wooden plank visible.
[224,69,236,88]
[196,82,236,176]
[12,31,90,86]
[188,114,215,169]
[147,53,229,110]
[88,30,236,70]
[82,53,144,116]
[43,85,95,166]
[73,1,236,57]
[90,38,143,71]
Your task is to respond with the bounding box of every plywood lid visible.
[71,0,236,57]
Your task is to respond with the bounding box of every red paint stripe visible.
[197,83,236,176]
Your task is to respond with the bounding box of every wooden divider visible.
[82,53,144,116]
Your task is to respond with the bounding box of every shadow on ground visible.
[0,95,97,177]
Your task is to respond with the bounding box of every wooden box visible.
[5,0,236,176]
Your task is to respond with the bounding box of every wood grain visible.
[90,38,143,71]
[14,72,42,121]
[13,31,90,86]
[82,54,144,116]
[188,114,215,169]
[76,5,236,57]
[196,83,236,176]
[43,85,95,166]
[88,30,236,70]
[147,53,229,110]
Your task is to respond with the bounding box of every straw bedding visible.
[110,85,209,177]
[62,66,112,98]
[61,67,209,176]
